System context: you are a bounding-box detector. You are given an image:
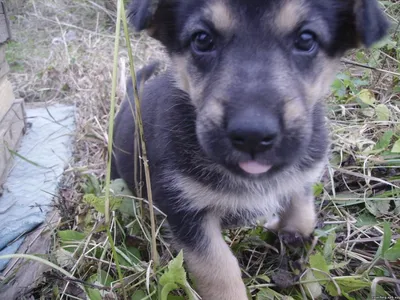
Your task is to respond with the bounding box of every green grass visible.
[0,0,399,299]
[5,40,26,72]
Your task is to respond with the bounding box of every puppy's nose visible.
[228,112,280,154]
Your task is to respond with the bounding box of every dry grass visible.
[5,0,166,187]
[1,0,400,299]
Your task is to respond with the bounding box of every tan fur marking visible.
[183,215,248,300]
[206,1,235,32]
[168,160,325,216]
[202,99,225,126]
[304,58,340,105]
[283,98,306,129]
[263,189,317,236]
[171,55,206,108]
[263,162,326,236]
[190,80,207,108]
[171,55,191,93]
[274,0,308,33]
[283,192,317,236]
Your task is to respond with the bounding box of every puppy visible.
[111,0,389,299]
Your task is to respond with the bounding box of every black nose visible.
[227,111,280,154]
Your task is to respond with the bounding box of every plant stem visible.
[120,1,159,267]
[104,0,123,225]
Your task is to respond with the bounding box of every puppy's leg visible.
[170,212,248,300]
[280,188,317,237]
[265,187,316,241]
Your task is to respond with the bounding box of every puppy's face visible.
[129,0,389,177]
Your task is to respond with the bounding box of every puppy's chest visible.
[173,174,291,219]
[212,189,289,228]
[220,207,273,229]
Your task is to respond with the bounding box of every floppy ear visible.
[127,0,177,47]
[354,0,390,47]
[127,0,159,31]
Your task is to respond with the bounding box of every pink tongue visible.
[239,161,272,174]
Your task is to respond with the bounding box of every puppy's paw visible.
[262,214,280,232]
[271,269,295,289]
[278,230,313,247]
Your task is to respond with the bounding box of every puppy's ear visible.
[127,0,159,31]
[127,0,176,47]
[354,0,390,47]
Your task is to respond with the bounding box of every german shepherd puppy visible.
[111,0,389,299]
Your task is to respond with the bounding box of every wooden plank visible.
[0,14,8,44]
[0,44,5,63]
[0,59,9,79]
[0,2,11,44]
[0,210,60,299]
[0,77,15,122]
[0,99,25,185]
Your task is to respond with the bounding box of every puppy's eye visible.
[295,31,317,52]
[191,31,215,52]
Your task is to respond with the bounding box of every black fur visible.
[128,0,390,53]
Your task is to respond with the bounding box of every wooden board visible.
[0,43,5,64]
[0,2,11,44]
[0,99,26,185]
[0,59,9,79]
[0,76,14,122]
[0,210,60,299]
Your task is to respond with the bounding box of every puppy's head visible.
[128,0,389,177]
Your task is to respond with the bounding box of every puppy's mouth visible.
[238,161,272,175]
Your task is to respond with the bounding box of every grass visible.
[0,0,399,299]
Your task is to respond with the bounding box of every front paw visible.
[271,269,295,289]
[278,230,313,247]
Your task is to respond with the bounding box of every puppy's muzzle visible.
[227,108,280,155]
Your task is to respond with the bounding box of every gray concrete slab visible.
[0,104,75,271]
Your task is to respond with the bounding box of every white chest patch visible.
[167,161,325,217]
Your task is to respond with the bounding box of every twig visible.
[26,13,115,38]
[371,277,400,298]
[331,166,400,189]
[49,272,111,291]
[340,234,400,245]
[384,260,400,296]
[84,255,143,272]
[341,58,400,77]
